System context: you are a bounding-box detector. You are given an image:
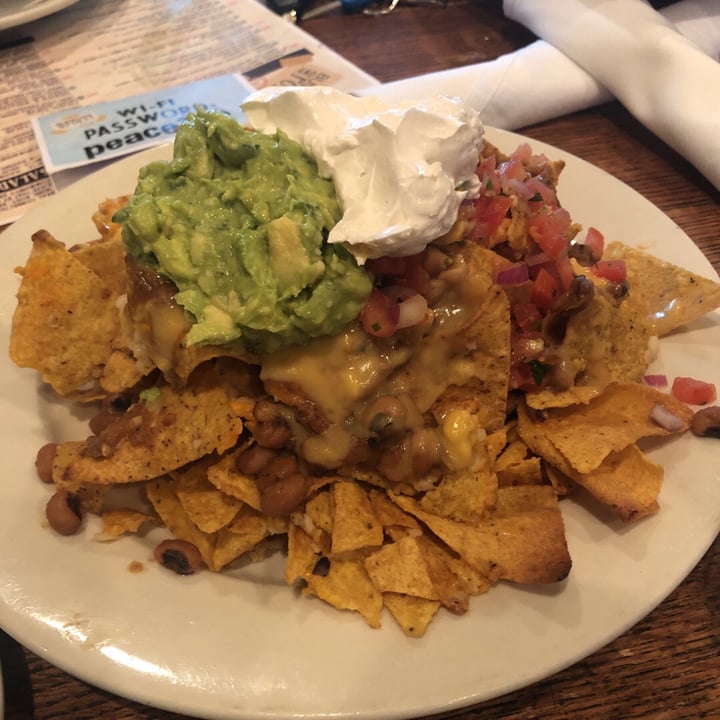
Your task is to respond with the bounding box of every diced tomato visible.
[510,142,533,164]
[509,362,538,391]
[360,288,399,337]
[528,207,572,258]
[671,376,717,405]
[592,259,627,282]
[512,302,542,332]
[530,267,558,309]
[584,227,605,260]
[554,255,576,292]
[471,194,513,239]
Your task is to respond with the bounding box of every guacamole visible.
[116,109,372,354]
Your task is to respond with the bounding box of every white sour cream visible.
[242,86,484,263]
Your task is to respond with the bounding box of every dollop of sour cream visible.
[242,86,484,263]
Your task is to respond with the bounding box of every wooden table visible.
[3,1,719,718]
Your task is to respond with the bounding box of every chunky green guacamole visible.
[116,109,372,354]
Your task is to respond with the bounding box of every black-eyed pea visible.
[45,490,82,535]
[153,539,203,575]
[691,406,720,438]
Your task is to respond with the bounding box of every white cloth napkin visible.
[355,0,720,190]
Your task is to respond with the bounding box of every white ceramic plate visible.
[0,0,79,31]
[1,129,719,720]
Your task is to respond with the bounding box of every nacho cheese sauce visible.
[242,86,485,263]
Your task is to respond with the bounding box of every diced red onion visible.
[396,294,428,329]
[649,404,686,432]
[526,251,550,267]
[643,374,668,388]
[495,262,529,286]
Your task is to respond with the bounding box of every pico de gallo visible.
[358,140,630,394]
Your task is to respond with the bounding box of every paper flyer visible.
[32,75,253,173]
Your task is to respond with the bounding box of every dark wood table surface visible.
[3,1,719,719]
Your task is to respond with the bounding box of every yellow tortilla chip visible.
[331,481,383,554]
[206,447,261,511]
[304,488,334,537]
[430,245,511,433]
[69,233,127,297]
[9,230,120,398]
[572,443,663,521]
[605,241,720,336]
[364,535,438,599]
[171,459,243,534]
[286,522,323,585]
[213,509,269,570]
[304,557,383,628]
[55,368,243,486]
[383,593,440,638]
[419,465,497,523]
[97,508,154,540]
[394,487,571,585]
[521,382,692,474]
[146,478,216,569]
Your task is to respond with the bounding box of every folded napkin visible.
[355,0,720,190]
[504,0,720,190]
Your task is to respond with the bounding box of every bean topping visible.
[260,472,308,517]
[364,395,407,435]
[257,454,298,491]
[35,442,58,483]
[45,490,82,535]
[234,444,274,475]
[690,406,720,438]
[154,539,203,575]
[253,399,292,449]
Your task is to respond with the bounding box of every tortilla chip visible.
[394,487,571,585]
[572,443,663,521]
[430,245,510,433]
[527,290,652,410]
[213,508,269,569]
[171,459,243,534]
[520,382,692,474]
[304,488,334,537]
[419,465,497,523]
[496,456,544,487]
[70,233,127,297]
[206,448,261,510]
[605,241,720,335]
[55,368,243,486]
[286,522,323,585]
[9,230,120,398]
[331,481,383,554]
[304,557,383,628]
[97,508,154,540]
[145,478,216,568]
[91,196,128,241]
[383,593,441,638]
[364,535,438,599]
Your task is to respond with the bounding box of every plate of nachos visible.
[1,92,719,719]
